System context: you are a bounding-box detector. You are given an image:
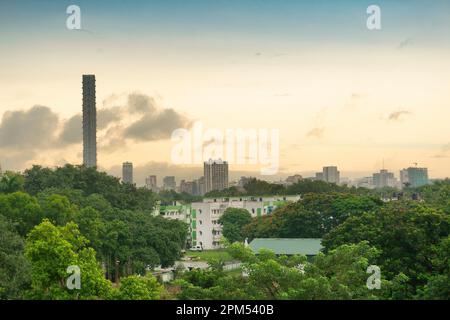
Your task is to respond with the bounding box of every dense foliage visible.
[0,165,448,300]
[0,165,188,299]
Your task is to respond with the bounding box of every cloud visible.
[127,93,156,114]
[98,107,122,129]
[124,107,192,142]
[0,105,59,149]
[306,127,325,139]
[0,93,193,165]
[59,114,82,145]
[98,92,192,145]
[388,110,412,121]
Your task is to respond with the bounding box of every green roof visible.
[249,238,323,256]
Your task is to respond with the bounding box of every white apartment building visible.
[190,195,300,250]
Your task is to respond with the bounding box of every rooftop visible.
[249,238,323,256]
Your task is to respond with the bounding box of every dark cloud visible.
[127,93,156,114]
[98,107,121,129]
[124,108,192,142]
[59,114,82,145]
[0,105,59,149]
[0,93,193,168]
[388,110,412,121]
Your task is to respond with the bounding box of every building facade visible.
[163,176,176,190]
[204,159,229,193]
[401,167,429,188]
[82,74,97,168]
[322,166,340,184]
[122,162,133,184]
[372,169,398,189]
[145,175,158,192]
[190,195,300,250]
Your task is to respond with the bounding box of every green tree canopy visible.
[218,208,252,243]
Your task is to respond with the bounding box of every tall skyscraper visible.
[204,159,229,193]
[322,166,340,184]
[82,75,97,168]
[122,162,133,184]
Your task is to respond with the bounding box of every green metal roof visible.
[249,238,323,256]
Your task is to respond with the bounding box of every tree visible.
[0,171,24,194]
[176,242,390,300]
[25,220,112,299]
[323,201,450,296]
[0,215,31,299]
[243,193,382,240]
[218,208,252,243]
[114,274,163,300]
[419,236,450,299]
[0,192,42,236]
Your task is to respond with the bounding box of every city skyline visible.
[1,1,450,181]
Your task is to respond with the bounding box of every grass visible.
[185,249,234,262]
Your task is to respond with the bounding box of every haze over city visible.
[1,0,450,185]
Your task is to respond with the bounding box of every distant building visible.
[180,180,198,195]
[322,166,340,184]
[190,195,300,249]
[145,175,158,192]
[163,176,176,190]
[372,169,398,189]
[197,176,206,196]
[400,169,409,187]
[204,159,229,193]
[315,172,324,181]
[285,174,302,185]
[355,176,375,189]
[401,167,429,188]
[82,75,97,168]
[122,162,133,184]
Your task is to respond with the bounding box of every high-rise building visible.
[163,176,176,190]
[322,166,340,184]
[122,162,133,184]
[372,169,398,189]
[145,175,158,192]
[401,167,429,188]
[204,159,229,193]
[82,74,97,168]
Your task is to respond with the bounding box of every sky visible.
[0,0,449,185]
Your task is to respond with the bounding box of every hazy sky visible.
[0,0,449,184]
